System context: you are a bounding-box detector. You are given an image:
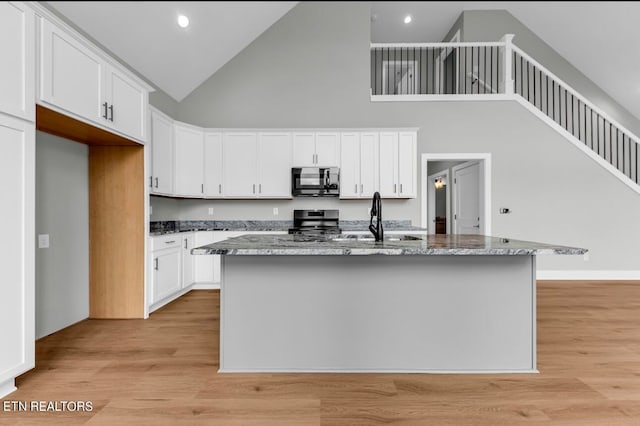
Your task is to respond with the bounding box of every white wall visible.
[170,2,639,272]
[35,132,89,339]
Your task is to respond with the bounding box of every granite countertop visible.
[149,220,425,236]
[191,234,587,256]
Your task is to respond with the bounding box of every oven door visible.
[292,167,339,196]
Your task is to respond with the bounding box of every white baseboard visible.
[0,378,16,399]
[537,270,640,280]
[191,282,220,290]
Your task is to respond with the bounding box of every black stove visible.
[288,209,341,235]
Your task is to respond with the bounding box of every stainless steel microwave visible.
[291,167,339,197]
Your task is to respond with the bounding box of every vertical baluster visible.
[545,75,549,116]
[596,113,600,155]
[552,80,555,122]
[457,46,460,94]
[533,65,537,107]
[635,140,638,183]
[564,89,568,131]
[577,100,581,143]
[490,46,494,93]
[609,123,613,165]
[539,64,543,111]
[483,46,486,94]
[583,103,587,145]
[419,47,422,94]
[432,47,436,94]
[590,110,594,150]
[624,134,628,176]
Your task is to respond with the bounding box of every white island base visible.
[220,255,537,373]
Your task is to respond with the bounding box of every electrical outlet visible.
[38,234,50,249]
[208,208,214,216]
[149,205,153,215]
[273,207,279,216]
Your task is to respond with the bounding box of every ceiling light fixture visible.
[177,14,190,28]
[434,177,446,189]
[404,15,412,24]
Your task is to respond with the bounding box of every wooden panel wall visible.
[89,145,145,318]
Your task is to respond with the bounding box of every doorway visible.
[421,153,491,235]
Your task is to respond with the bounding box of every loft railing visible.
[370,35,639,190]
[370,40,506,97]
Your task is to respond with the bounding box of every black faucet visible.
[369,191,384,242]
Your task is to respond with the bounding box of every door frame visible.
[451,160,483,234]
[427,169,450,235]
[421,153,491,234]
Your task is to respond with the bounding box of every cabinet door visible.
[194,232,216,283]
[223,133,258,197]
[339,132,360,199]
[378,132,399,197]
[174,124,204,197]
[398,132,417,198]
[181,234,195,288]
[359,132,379,197]
[315,132,340,167]
[292,133,315,167]
[104,66,147,141]
[153,248,181,303]
[150,110,173,195]
[0,2,34,121]
[258,132,292,198]
[204,132,223,197]
[0,114,34,386]
[39,18,104,124]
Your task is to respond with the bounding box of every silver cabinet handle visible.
[201,183,204,193]
[259,183,262,194]
[184,238,188,249]
[154,258,158,270]
[165,240,176,244]
[354,184,357,193]
[155,177,158,188]
[109,104,114,122]
[394,183,397,193]
[253,184,256,194]
[150,176,153,188]
[360,184,363,193]
[219,184,222,194]
[400,184,403,193]
[102,102,108,119]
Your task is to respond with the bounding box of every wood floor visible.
[2,281,640,425]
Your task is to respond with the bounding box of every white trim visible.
[512,44,640,145]
[421,153,491,235]
[513,96,640,195]
[427,170,450,235]
[192,283,220,290]
[219,368,538,374]
[371,41,505,49]
[0,379,17,399]
[451,160,483,234]
[371,94,511,102]
[537,270,640,280]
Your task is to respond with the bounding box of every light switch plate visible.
[38,234,50,249]
[273,207,279,216]
[208,208,214,216]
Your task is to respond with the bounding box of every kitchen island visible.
[193,234,586,373]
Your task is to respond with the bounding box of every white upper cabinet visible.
[315,132,340,167]
[378,131,417,199]
[150,108,174,195]
[204,132,223,198]
[223,132,258,197]
[397,131,417,197]
[292,133,316,167]
[293,132,339,167]
[258,132,292,198]
[379,132,399,197]
[340,132,379,198]
[104,65,147,141]
[340,133,360,198]
[39,17,104,124]
[0,2,34,121]
[174,123,204,197]
[38,16,149,142]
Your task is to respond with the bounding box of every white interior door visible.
[453,162,481,234]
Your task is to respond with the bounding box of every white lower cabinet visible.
[181,234,195,288]
[152,246,181,304]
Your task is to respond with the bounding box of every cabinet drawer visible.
[151,234,183,250]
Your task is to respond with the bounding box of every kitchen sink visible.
[331,234,423,242]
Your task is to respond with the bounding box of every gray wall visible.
[460,10,640,136]
[171,2,640,272]
[35,132,89,339]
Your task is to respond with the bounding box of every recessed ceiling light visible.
[177,14,190,28]
[404,15,412,24]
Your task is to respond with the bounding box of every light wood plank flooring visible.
[1,281,639,425]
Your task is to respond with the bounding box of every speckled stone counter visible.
[191,234,586,256]
[150,219,424,236]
